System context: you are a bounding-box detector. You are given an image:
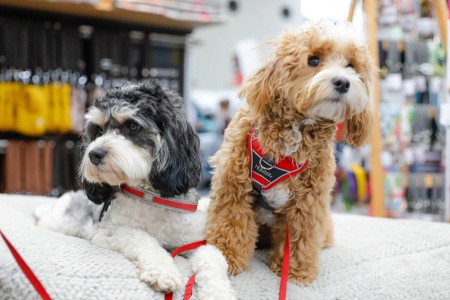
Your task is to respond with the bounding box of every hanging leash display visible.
[0,230,52,300]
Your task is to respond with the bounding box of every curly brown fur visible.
[206,20,374,283]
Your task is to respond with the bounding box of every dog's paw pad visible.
[140,269,183,293]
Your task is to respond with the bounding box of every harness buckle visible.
[259,156,275,170]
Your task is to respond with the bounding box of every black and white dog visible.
[36,81,235,299]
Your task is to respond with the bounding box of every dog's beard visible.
[81,132,154,186]
[308,101,349,123]
[306,66,369,122]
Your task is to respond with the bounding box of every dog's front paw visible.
[224,252,249,276]
[140,266,183,293]
[270,260,319,285]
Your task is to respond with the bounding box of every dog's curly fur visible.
[206,20,374,284]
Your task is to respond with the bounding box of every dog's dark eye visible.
[347,63,354,69]
[308,56,320,67]
[127,122,140,132]
[86,123,104,141]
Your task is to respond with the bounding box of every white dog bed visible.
[1,193,450,300]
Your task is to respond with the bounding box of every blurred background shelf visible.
[0,0,222,32]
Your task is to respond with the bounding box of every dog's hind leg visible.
[35,191,101,240]
[189,244,236,300]
[92,226,183,293]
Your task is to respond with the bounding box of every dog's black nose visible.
[89,148,106,166]
[332,77,350,94]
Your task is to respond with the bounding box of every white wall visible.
[188,0,306,91]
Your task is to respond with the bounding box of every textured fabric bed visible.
[1,194,450,300]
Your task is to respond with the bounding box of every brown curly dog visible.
[206,20,374,284]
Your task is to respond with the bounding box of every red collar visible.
[248,129,308,191]
[120,184,198,212]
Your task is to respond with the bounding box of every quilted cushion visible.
[1,194,450,300]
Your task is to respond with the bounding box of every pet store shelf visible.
[0,0,220,32]
[347,0,449,219]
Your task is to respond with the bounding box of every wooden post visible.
[364,0,385,217]
[347,0,358,22]
[430,0,449,221]
[431,0,448,52]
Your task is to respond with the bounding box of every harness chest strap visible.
[248,129,308,192]
[249,123,341,191]
[248,129,308,213]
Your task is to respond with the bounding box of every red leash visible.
[170,240,207,259]
[0,227,289,300]
[165,230,290,300]
[0,228,205,300]
[165,240,207,300]
[181,274,196,300]
[0,230,52,300]
[279,225,290,300]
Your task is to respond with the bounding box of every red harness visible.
[248,129,308,191]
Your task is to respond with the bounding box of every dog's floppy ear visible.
[82,181,116,205]
[345,106,373,148]
[239,61,278,115]
[345,45,374,148]
[149,91,202,197]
